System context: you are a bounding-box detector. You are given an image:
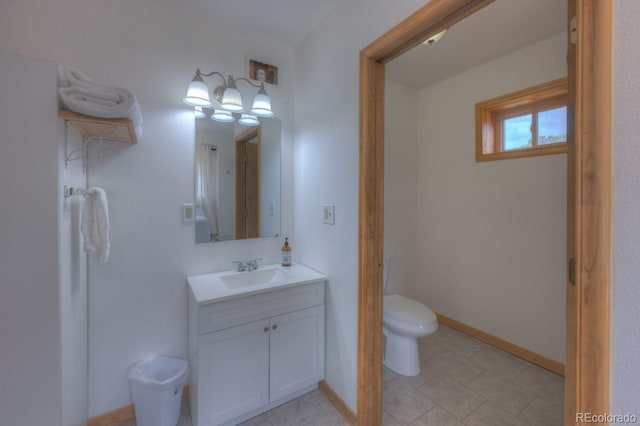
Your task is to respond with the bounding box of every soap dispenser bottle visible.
[281,237,292,267]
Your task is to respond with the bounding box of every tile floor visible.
[381,324,564,426]
[118,387,348,426]
[120,324,564,426]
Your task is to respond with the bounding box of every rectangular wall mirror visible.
[195,117,281,243]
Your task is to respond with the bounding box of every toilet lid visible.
[384,294,437,327]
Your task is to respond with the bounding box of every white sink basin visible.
[188,263,327,304]
[220,268,292,289]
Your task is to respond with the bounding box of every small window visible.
[476,78,568,162]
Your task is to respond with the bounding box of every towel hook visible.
[63,185,96,198]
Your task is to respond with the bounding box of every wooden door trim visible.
[569,0,612,421]
[234,127,262,239]
[357,0,611,424]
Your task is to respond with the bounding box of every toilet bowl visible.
[382,258,438,376]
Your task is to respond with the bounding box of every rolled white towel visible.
[57,65,143,136]
[57,65,95,88]
[58,85,143,124]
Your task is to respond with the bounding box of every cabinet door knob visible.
[263,326,269,332]
[272,324,278,330]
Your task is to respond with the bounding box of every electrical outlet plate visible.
[323,204,335,225]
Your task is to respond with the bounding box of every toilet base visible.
[383,327,420,376]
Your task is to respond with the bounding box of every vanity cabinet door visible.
[199,319,270,425]
[269,305,325,401]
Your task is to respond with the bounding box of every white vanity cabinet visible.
[188,266,325,426]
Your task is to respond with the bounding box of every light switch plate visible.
[182,204,195,222]
[323,204,335,225]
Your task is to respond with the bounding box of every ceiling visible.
[183,0,344,46]
[184,0,566,89]
[386,0,567,88]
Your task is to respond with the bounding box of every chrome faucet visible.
[232,260,248,272]
[247,257,263,271]
[232,257,262,272]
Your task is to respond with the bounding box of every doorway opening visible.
[357,1,612,425]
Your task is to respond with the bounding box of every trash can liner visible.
[128,356,189,426]
[128,356,189,391]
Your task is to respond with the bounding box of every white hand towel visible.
[81,187,110,263]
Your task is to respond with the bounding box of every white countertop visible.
[188,263,327,304]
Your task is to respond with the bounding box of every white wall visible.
[0,0,295,417]
[384,80,419,297]
[407,33,567,363]
[260,118,282,238]
[293,0,439,411]
[0,51,62,425]
[60,128,89,426]
[612,0,640,417]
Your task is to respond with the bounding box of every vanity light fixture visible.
[212,109,235,123]
[194,106,205,119]
[422,28,447,45]
[238,113,260,127]
[183,68,274,124]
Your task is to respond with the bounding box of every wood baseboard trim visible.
[87,385,189,426]
[319,380,357,425]
[435,313,565,376]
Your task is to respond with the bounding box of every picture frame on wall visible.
[249,60,278,85]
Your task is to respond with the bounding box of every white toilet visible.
[383,257,438,376]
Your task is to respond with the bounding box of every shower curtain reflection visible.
[195,144,219,242]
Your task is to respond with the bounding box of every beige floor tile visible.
[179,399,192,426]
[309,389,351,426]
[469,347,530,380]
[384,366,400,383]
[239,412,273,426]
[418,338,447,361]
[434,328,487,358]
[418,374,485,420]
[466,372,536,415]
[463,401,527,426]
[513,365,564,403]
[398,357,442,388]
[428,351,485,384]
[517,396,563,426]
[384,409,402,425]
[265,393,327,426]
[411,406,464,426]
[384,377,436,424]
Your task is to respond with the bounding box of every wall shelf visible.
[58,110,138,144]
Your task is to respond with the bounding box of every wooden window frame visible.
[476,78,568,162]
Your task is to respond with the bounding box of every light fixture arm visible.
[229,76,264,90]
[211,75,267,104]
[196,69,227,82]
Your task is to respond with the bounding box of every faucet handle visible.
[232,260,247,271]
[248,257,263,269]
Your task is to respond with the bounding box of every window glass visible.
[537,106,567,145]
[503,114,532,151]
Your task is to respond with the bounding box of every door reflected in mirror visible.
[195,116,281,243]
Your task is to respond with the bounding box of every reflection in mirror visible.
[195,116,281,243]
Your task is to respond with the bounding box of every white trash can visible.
[128,356,189,426]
